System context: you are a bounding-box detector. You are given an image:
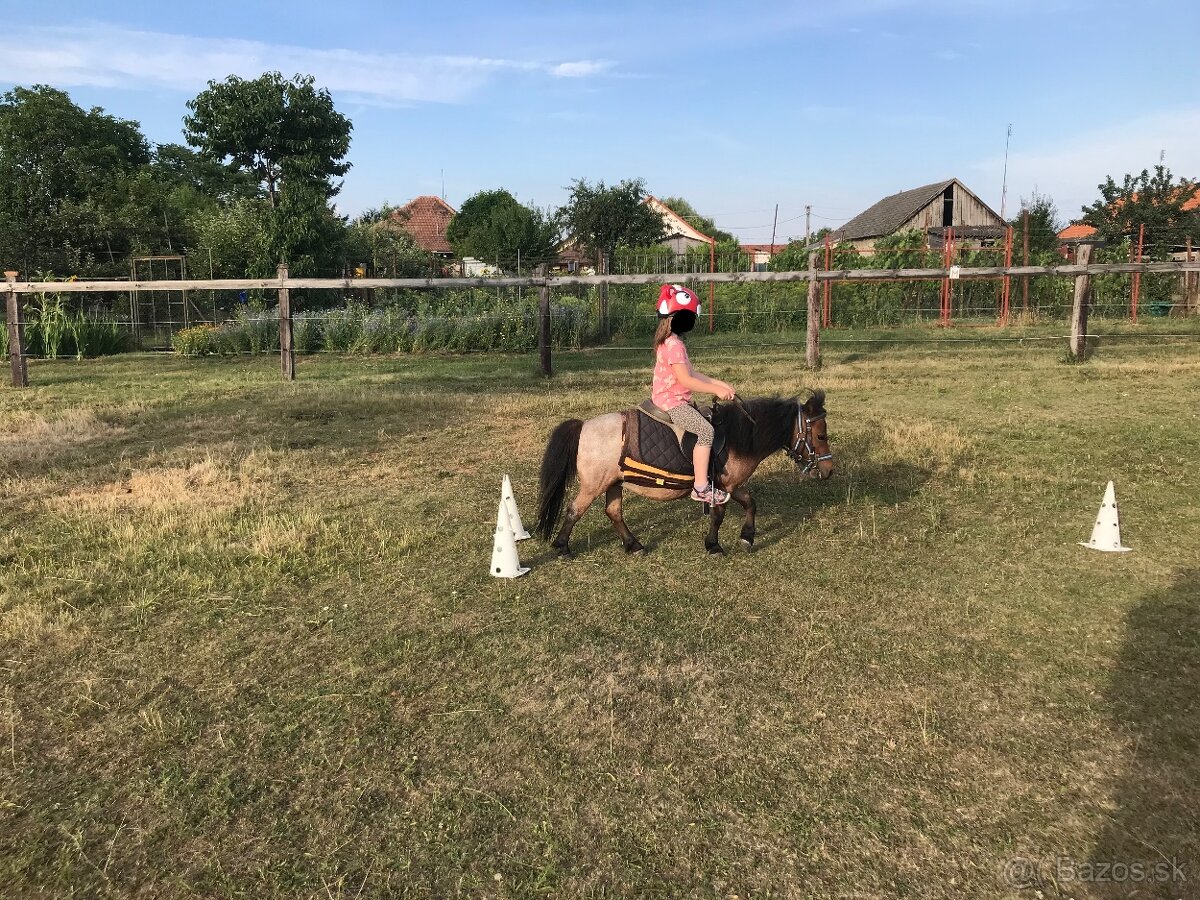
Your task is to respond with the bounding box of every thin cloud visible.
[551,60,613,78]
[0,25,612,105]
[972,108,1200,217]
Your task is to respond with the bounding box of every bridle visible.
[786,406,832,475]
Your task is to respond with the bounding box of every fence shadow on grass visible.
[1090,568,1199,894]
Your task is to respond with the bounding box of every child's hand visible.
[715,382,736,401]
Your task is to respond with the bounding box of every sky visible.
[3,0,1198,243]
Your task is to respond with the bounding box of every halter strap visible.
[789,407,832,473]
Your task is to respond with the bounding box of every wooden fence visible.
[6,258,1200,387]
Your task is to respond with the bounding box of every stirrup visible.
[690,483,730,505]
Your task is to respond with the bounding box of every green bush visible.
[173,325,220,356]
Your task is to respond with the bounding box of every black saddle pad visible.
[617,409,694,489]
[637,413,695,476]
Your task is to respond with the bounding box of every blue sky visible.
[3,0,1198,241]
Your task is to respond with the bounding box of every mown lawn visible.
[1,323,1198,899]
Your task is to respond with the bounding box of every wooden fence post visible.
[1069,243,1093,361]
[806,252,821,370]
[277,263,295,381]
[6,271,27,388]
[537,265,551,377]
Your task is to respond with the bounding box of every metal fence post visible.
[537,265,551,376]
[6,271,28,388]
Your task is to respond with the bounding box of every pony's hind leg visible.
[604,484,644,554]
[552,485,602,558]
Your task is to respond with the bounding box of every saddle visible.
[619,400,727,490]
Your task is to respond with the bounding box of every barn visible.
[832,178,1006,251]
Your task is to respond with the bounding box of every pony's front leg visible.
[604,484,645,554]
[705,501,727,555]
[731,486,756,550]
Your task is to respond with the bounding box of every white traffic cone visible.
[491,498,530,578]
[502,474,531,540]
[1079,481,1132,552]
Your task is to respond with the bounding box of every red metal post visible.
[708,240,716,333]
[1130,222,1145,322]
[822,235,832,327]
[1001,225,1013,325]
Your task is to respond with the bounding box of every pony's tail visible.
[536,419,583,540]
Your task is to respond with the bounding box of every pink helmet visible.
[657,284,702,317]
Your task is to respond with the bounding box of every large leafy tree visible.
[659,195,736,243]
[184,72,352,274]
[446,189,557,265]
[1080,165,1199,258]
[557,178,666,267]
[0,85,151,272]
[184,72,351,209]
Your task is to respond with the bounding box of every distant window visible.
[942,186,954,227]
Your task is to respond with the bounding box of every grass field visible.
[2,323,1198,899]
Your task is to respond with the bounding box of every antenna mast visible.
[1000,123,1012,219]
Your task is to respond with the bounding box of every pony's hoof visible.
[555,547,574,561]
[626,542,645,555]
[706,543,726,555]
[739,538,754,551]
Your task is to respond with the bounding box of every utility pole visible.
[805,205,812,246]
[769,203,779,252]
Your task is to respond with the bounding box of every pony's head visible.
[786,390,833,479]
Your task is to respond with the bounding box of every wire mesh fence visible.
[4,254,1199,372]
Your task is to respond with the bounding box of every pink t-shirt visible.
[652,335,691,409]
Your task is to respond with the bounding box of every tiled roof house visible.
[391,195,456,256]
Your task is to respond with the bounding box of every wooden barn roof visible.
[834,178,1002,242]
[834,180,956,241]
[392,195,456,254]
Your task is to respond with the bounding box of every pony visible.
[536,392,832,556]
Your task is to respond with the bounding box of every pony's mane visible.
[714,396,799,456]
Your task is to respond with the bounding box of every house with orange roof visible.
[742,243,788,271]
[391,195,457,258]
[1057,184,1200,258]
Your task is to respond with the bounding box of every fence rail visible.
[6,260,1200,387]
[6,260,1200,294]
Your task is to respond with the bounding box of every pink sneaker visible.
[690,483,730,505]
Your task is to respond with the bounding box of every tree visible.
[184,72,351,209]
[659,196,736,243]
[184,72,352,273]
[557,178,666,267]
[1080,165,1200,259]
[0,85,150,272]
[1010,190,1062,256]
[446,189,557,265]
[344,207,429,277]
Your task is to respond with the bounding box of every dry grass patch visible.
[44,453,270,516]
[0,409,123,469]
[875,419,973,473]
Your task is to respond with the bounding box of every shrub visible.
[174,325,220,356]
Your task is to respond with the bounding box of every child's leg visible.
[666,405,715,489]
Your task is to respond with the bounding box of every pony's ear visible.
[802,390,826,416]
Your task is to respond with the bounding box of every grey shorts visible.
[666,403,713,447]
